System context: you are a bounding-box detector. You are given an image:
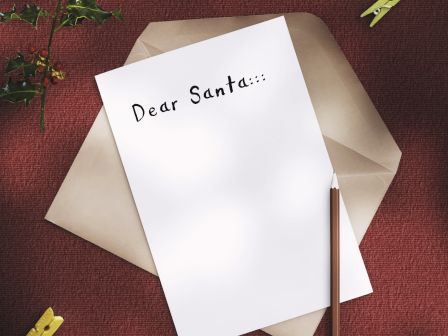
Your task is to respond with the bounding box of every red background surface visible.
[1,1,447,335]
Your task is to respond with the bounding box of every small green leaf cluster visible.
[1,52,40,105]
[1,49,66,105]
[60,0,123,28]
[0,4,48,26]
[0,1,122,130]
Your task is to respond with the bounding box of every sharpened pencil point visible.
[331,172,339,189]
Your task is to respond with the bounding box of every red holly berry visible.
[29,46,36,54]
[42,77,50,87]
[40,49,49,58]
[37,65,45,73]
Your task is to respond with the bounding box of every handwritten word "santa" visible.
[132,74,266,122]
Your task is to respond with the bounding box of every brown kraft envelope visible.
[46,13,401,336]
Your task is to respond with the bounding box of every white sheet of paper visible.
[96,16,372,336]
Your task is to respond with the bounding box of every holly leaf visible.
[20,4,49,26]
[5,53,26,73]
[60,0,122,27]
[6,53,38,78]
[0,78,40,105]
[0,4,48,26]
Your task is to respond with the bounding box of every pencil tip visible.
[331,172,339,189]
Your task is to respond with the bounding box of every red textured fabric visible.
[1,1,447,335]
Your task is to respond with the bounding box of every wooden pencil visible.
[331,173,340,336]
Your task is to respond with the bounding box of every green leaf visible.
[60,0,122,27]
[6,53,26,73]
[0,78,40,105]
[6,53,38,78]
[20,4,49,25]
[0,4,48,26]
[0,5,19,22]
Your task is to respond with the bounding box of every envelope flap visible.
[125,39,154,64]
[137,15,277,54]
[285,14,401,173]
[324,135,392,174]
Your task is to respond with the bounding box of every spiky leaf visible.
[0,4,48,26]
[0,78,40,105]
[6,53,38,78]
[60,0,122,27]
[5,53,26,72]
[0,5,20,22]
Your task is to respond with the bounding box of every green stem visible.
[40,0,63,131]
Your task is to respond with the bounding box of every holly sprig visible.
[0,1,122,131]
